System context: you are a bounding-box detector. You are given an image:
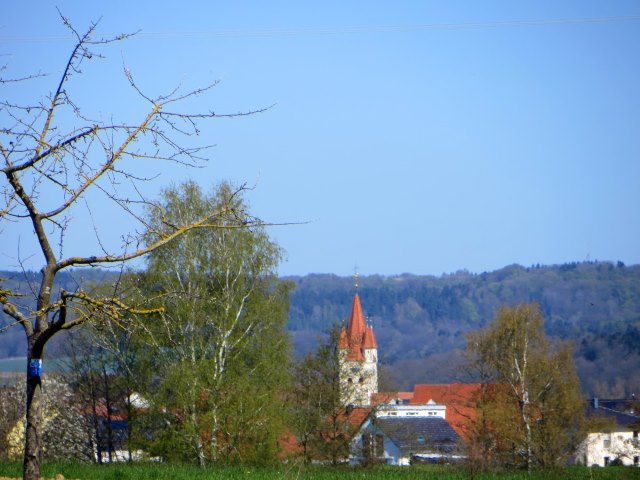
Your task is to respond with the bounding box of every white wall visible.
[576,430,640,467]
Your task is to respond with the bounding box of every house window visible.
[603,433,611,449]
[634,456,639,466]
[417,435,426,445]
[604,456,610,466]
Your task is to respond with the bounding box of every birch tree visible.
[139,181,290,465]
[465,303,584,472]
[0,17,266,480]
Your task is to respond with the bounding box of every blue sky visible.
[2,1,639,276]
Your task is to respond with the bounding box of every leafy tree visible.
[464,303,584,472]
[288,326,365,465]
[0,16,266,479]
[137,181,290,465]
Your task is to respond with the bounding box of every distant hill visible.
[285,262,640,397]
[2,262,639,396]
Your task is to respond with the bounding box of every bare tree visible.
[0,15,266,480]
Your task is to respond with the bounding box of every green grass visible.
[0,462,639,480]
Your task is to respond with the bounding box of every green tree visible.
[465,303,584,472]
[139,181,290,465]
[288,326,364,465]
[0,17,265,479]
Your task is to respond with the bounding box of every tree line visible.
[285,264,640,396]
[3,261,638,397]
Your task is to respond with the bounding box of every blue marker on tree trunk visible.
[28,359,43,378]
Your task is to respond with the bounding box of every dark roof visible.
[587,398,640,429]
[374,417,460,455]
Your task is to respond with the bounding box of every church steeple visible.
[338,290,378,406]
[363,324,377,350]
[345,293,367,360]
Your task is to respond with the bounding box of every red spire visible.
[363,325,377,349]
[347,293,367,343]
[339,293,376,361]
[338,328,349,349]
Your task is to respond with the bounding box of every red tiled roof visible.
[397,391,414,401]
[343,406,373,429]
[347,347,365,361]
[83,401,126,421]
[279,432,302,457]
[411,383,481,439]
[370,391,414,406]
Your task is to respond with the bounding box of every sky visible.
[1,1,639,277]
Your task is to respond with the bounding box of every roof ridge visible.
[598,405,640,418]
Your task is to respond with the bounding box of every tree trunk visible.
[103,366,114,463]
[90,379,102,464]
[520,397,533,474]
[23,348,43,480]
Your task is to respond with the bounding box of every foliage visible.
[2,262,639,398]
[287,324,371,465]
[1,461,640,480]
[464,303,585,472]
[62,310,146,464]
[133,182,291,465]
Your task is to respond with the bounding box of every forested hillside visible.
[286,262,640,396]
[2,261,639,396]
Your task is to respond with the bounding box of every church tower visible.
[338,292,378,406]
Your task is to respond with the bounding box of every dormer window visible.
[417,435,426,445]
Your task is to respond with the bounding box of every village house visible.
[574,398,640,467]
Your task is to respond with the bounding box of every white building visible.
[350,400,462,465]
[575,398,640,467]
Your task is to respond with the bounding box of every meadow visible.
[1,463,640,480]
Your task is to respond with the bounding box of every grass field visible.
[1,462,639,480]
